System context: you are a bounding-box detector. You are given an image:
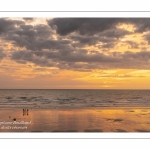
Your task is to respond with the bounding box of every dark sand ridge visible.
[0,107,150,132]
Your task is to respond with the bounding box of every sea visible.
[0,89,150,109]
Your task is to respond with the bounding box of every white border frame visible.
[1,1,150,139]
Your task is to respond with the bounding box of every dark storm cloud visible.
[48,18,150,36]
[48,18,120,36]
[6,24,55,50]
[0,18,143,53]
[70,35,99,45]
[143,34,150,45]
[2,18,150,71]
[55,50,150,70]
[134,19,150,33]
[11,46,150,70]
[70,35,118,49]
[0,18,24,34]
[0,48,6,60]
[11,49,119,64]
[2,20,73,52]
[69,28,130,49]
[11,50,56,67]
[123,51,150,61]
[71,34,117,45]
[11,50,34,61]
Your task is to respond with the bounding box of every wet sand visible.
[1,107,150,132]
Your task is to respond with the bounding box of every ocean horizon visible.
[0,89,150,109]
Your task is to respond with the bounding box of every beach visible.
[1,107,150,132]
[1,89,150,132]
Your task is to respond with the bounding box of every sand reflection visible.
[0,108,150,132]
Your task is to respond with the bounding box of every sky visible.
[1,18,150,89]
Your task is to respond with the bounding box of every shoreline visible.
[1,106,150,110]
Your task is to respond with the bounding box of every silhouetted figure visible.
[23,109,26,116]
[27,109,29,116]
[23,109,29,116]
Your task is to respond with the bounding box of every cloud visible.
[22,18,34,21]
[123,51,150,60]
[70,35,99,45]
[6,24,55,51]
[68,27,130,50]
[10,46,150,71]
[125,41,139,49]
[143,34,150,44]
[0,18,141,53]
[0,48,6,60]
[48,18,150,36]
[0,19,74,54]
[0,18,24,34]
[48,18,121,36]
[11,50,56,67]
[133,19,150,33]
[1,18,150,72]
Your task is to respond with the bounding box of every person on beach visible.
[27,109,29,115]
[23,109,29,116]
